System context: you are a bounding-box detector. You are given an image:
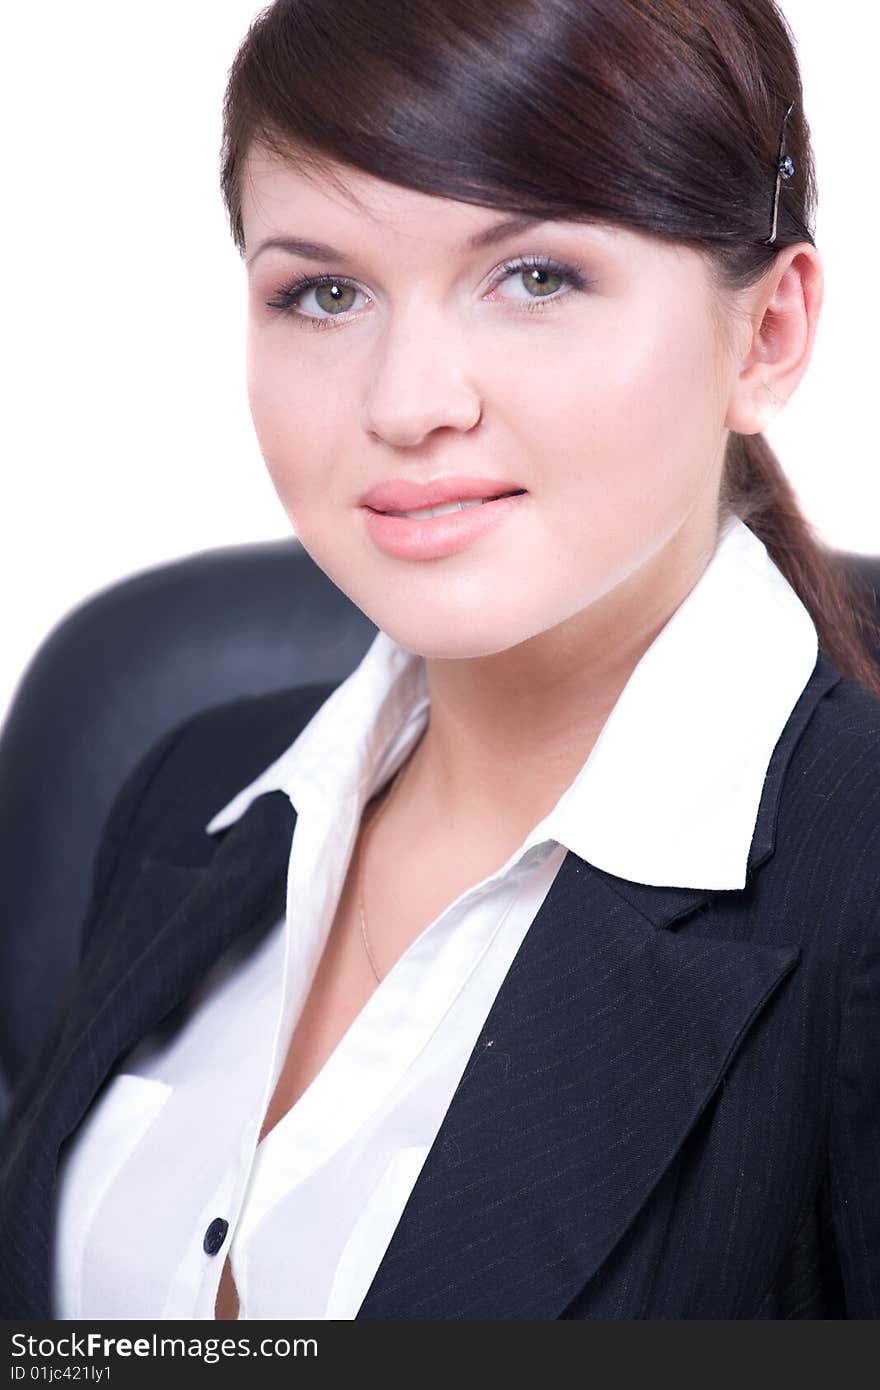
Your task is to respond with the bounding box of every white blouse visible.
[50,514,819,1319]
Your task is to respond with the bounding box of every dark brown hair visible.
[219,0,880,694]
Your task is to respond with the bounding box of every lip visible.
[359,475,526,513]
[362,491,527,561]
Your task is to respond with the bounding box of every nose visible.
[360,312,483,448]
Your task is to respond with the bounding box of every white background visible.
[2,1,877,730]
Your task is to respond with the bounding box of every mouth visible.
[361,488,528,561]
[370,489,527,520]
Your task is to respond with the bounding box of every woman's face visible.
[241,147,739,659]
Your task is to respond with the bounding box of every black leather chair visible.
[0,535,877,1125]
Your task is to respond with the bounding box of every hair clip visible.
[765,101,797,246]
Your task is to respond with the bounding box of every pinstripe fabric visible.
[1,650,879,1318]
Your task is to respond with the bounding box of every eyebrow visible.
[246,213,547,269]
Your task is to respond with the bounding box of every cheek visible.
[528,308,724,545]
[245,331,347,514]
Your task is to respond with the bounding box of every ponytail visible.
[720,434,880,698]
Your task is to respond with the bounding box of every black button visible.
[203,1217,229,1255]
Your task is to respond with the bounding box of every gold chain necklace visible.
[356,746,418,983]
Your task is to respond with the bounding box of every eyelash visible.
[264,254,593,330]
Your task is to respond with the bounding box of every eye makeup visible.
[263,253,596,330]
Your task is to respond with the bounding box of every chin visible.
[372,611,542,662]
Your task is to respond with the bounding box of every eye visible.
[265,275,369,328]
[487,254,593,310]
[264,254,593,329]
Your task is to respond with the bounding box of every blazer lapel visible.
[46,790,298,1137]
[354,852,799,1319]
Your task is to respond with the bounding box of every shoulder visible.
[766,659,880,992]
[806,681,880,1316]
[782,662,880,832]
[800,659,880,756]
[741,648,880,890]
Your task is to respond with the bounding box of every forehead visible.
[240,145,628,262]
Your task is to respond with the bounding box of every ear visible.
[725,243,824,435]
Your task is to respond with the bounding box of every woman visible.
[1,0,879,1320]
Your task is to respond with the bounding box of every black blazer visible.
[2,646,879,1319]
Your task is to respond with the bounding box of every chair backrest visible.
[1,536,878,1119]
